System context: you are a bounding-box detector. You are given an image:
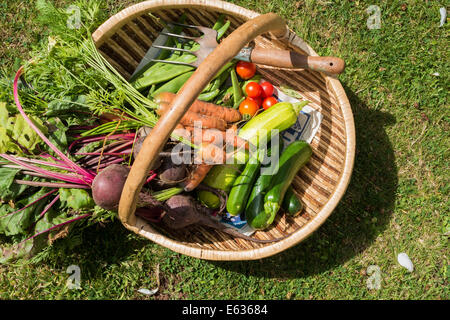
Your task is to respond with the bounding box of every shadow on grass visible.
[208,84,398,279]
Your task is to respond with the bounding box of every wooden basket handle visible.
[118,13,287,226]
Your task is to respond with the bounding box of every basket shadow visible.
[208,84,398,279]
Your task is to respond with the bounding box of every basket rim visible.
[93,0,356,261]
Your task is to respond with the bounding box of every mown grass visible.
[0,0,448,300]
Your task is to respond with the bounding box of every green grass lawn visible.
[0,0,448,299]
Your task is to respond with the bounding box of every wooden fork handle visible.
[250,48,345,74]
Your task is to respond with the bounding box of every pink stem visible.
[75,151,130,156]
[13,156,77,172]
[0,189,58,218]
[146,172,157,184]
[14,179,90,189]
[68,133,135,152]
[38,194,60,219]
[13,67,94,183]
[90,157,125,170]
[20,213,91,243]
[1,154,88,185]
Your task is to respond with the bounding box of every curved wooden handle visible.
[250,48,345,74]
[118,13,287,226]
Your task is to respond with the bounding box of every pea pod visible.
[198,89,220,102]
[150,71,194,97]
[132,54,196,90]
[264,141,312,220]
[217,20,231,40]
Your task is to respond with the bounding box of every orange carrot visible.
[183,126,249,151]
[181,163,213,192]
[195,142,227,165]
[157,102,227,130]
[155,92,242,123]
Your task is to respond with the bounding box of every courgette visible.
[197,164,240,209]
[199,100,309,209]
[264,140,312,219]
[238,101,309,148]
[226,154,261,216]
[282,186,303,217]
[245,139,283,229]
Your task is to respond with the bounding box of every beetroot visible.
[91,164,130,211]
[162,195,286,243]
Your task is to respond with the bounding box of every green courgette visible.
[199,100,310,209]
[264,140,312,219]
[244,139,283,229]
[282,186,303,217]
[226,154,261,216]
[245,171,273,229]
[238,101,309,148]
[197,164,241,209]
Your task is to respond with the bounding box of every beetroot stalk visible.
[20,213,91,243]
[13,67,94,184]
[14,180,90,189]
[1,154,89,185]
[0,189,58,218]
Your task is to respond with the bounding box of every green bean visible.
[231,68,243,107]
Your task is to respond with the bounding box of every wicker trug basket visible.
[92,0,355,261]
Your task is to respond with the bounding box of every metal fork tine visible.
[159,32,198,41]
[151,44,196,54]
[150,59,196,68]
[168,22,203,30]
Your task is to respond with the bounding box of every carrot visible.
[181,163,212,192]
[184,126,249,151]
[195,142,227,165]
[155,92,242,123]
[157,102,227,130]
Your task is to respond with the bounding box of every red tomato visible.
[239,98,259,117]
[260,81,274,98]
[236,61,256,80]
[262,96,278,110]
[249,96,262,107]
[245,82,263,98]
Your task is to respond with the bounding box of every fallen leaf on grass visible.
[397,252,414,272]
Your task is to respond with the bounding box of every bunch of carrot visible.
[154,92,248,191]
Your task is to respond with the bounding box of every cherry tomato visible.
[239,98,259,117]
[260,81,274,98]
[249,96,262,107]
[245,82,263,98]
[236,61,256,80]
[262,96,278,110]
